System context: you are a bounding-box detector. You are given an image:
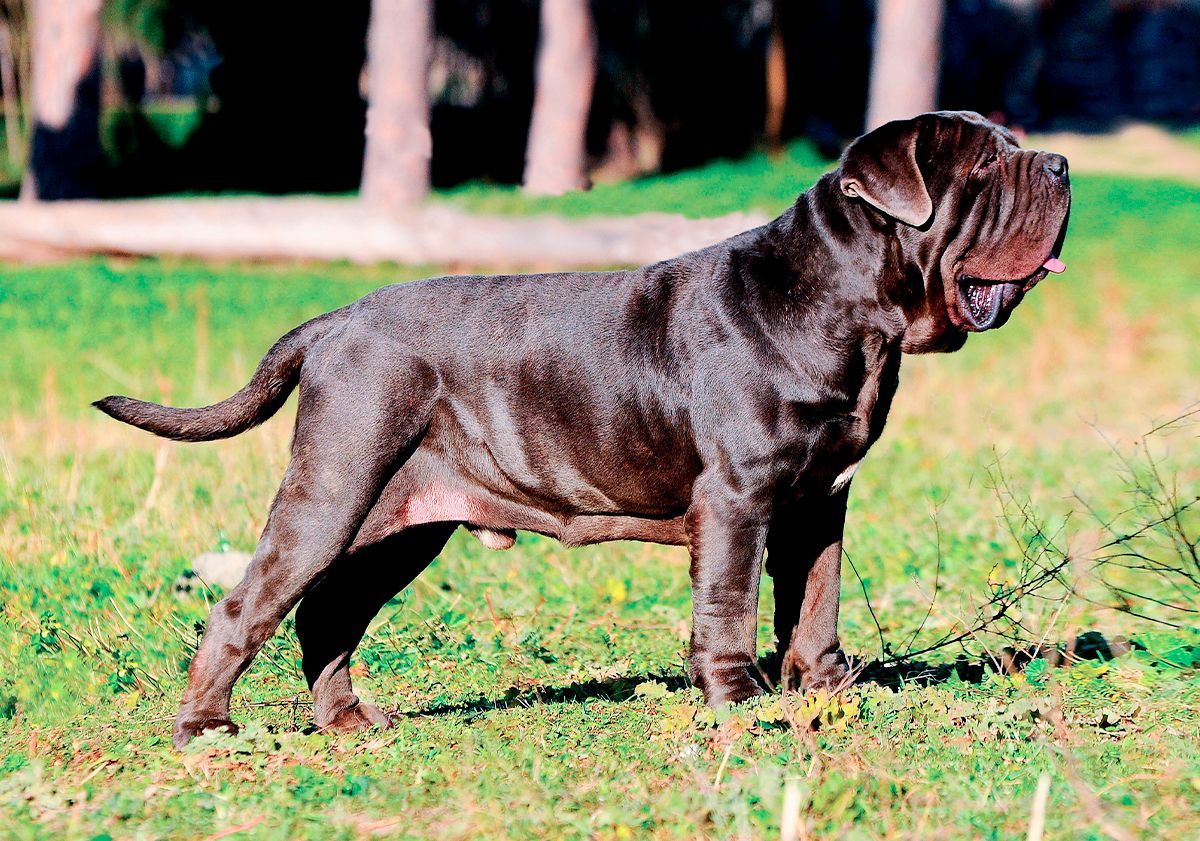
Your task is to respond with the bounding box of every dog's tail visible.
[93,310,345,442]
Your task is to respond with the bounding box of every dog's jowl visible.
[96,111,1070,748]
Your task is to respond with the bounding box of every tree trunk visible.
[360,0,432,211]
[21,0,103,200]
[523,0,596,196]
[0,20,23,169]
[864,0,944,131]
[0,197,766,268]
[764,0,787,151]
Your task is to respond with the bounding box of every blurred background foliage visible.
[2,0,1198,198]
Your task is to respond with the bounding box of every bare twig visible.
[872,410,1196,675]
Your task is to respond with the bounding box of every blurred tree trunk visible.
[0,18,23,168]
[0,198,765,266]
[361,0,432,210]
[865,0,944,130]
[21,0,103,200]
[764,0,787,151]
[523,0,596,195]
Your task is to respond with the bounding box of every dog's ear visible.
[839,119,933,228]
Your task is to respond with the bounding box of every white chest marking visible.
[830,460,862,495]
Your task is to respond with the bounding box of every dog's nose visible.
[1042,153,1068,179]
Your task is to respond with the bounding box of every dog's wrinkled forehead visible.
[918,111,1020,193]
[839,110,1014,229]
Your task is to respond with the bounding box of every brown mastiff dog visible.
[96,111,1070,748]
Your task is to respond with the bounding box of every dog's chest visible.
[802,340,901,494]
[829,459,862,494]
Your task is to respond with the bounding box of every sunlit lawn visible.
[0,156,1198,838]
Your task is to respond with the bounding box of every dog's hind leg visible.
[295,523,455,732]
[171,341,441,748]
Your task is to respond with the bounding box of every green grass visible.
[439,140,833,218]
[1,160,1199,838]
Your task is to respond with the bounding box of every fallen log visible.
[0,197,769,268]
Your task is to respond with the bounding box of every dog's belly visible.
[349,447,690,551]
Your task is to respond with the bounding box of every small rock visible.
[192,551,253,590]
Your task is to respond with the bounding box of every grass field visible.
[1,155,1198,839]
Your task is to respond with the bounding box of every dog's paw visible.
[780,648,851,692]
[320,701,393,734]
[696,666,765,707]
[803,660,850,691]
[172,715,239,749]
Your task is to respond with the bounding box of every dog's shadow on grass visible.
[404,671,693,720]
[404,631,1132,719]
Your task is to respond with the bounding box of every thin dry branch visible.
[859,411,1196,679]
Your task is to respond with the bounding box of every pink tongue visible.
[1043,257,1066,274]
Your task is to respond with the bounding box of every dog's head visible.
[838,111,1070,353]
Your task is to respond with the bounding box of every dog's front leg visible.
[685,489,768,706]
[766,489,850,691]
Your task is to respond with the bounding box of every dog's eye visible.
[973,153,998,177]
[968,152,1001,190]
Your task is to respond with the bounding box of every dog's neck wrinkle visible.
[805,173,970,350]
[793,177,889,287]
[761,175,907,337]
